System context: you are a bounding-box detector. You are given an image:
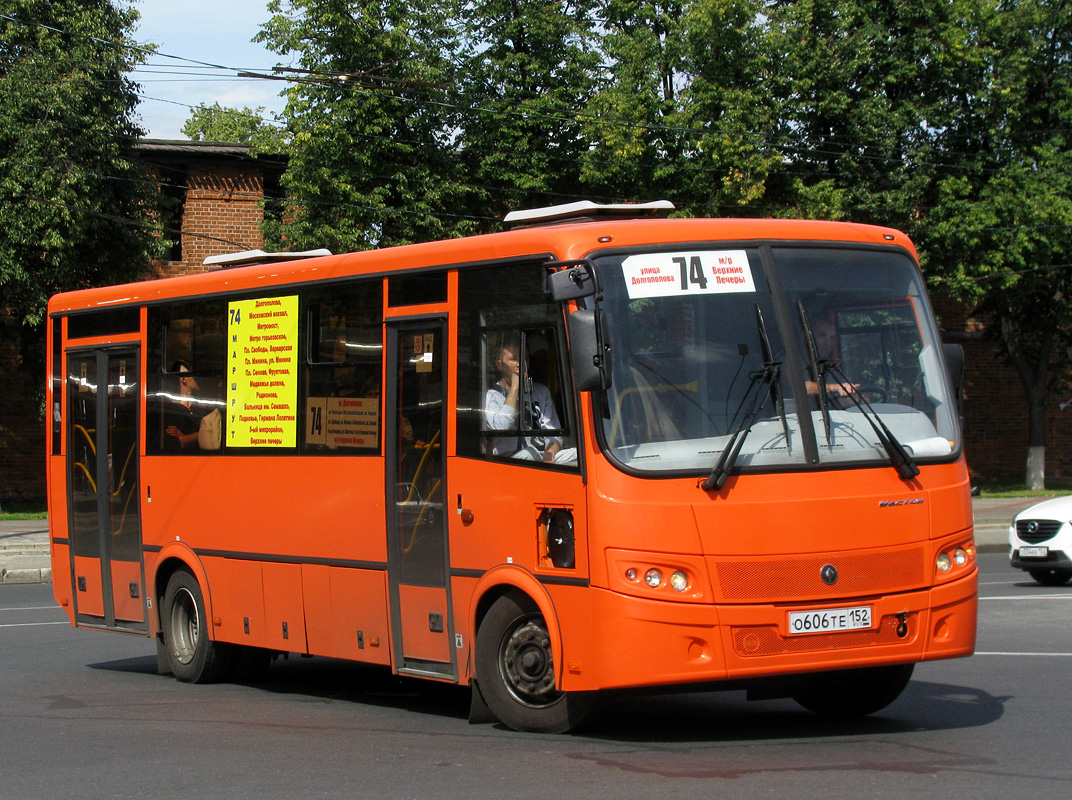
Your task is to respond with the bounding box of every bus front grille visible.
[713,546,927,603]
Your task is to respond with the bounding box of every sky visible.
[128,0,290,140]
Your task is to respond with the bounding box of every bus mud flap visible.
[468,679,498,725]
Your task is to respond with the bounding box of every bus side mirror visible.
[942,342,964,401]
[546,261,597,301]
[943,342,965,430]
[568,308,612,391]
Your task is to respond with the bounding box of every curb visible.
[1,567,52,584]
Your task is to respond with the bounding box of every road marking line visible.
[0,606,61,612]
[0,621,69,628]
[976,651,1072,657]
[980,594,1072,600]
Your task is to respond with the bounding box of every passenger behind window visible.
[484,336,576,464]
[164,360,203,450]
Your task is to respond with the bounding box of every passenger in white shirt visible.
[484,341,576,464]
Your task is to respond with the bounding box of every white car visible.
[1009,495,1072,586]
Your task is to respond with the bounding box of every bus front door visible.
[66,348,147,631]
[385,320,455,679]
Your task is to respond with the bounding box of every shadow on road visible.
[89,653,1006,743]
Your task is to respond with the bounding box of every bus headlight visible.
[936,552,952,572]
[608,549,710,602]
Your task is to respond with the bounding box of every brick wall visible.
[151,165,267,277]
[0,317,44,507]
[935,293,1072,483]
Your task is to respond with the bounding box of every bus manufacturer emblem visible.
[821,564,838,585]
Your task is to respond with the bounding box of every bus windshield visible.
[594,245,958,475]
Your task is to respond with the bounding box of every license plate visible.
[1019,546,1049,558]
[788,606,872,635]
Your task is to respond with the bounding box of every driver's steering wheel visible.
[854,385,889,404]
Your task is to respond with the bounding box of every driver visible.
[484,337,576,464]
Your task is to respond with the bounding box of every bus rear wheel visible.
[475,592,594,733]
[791,663,914,718]
[162,569,233,683]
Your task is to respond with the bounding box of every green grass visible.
[974,479,1072,499]
[0,502,47,520]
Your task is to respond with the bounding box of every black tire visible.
[1028,568,1072,586]
[162,569,233,683]
[791,663,914,718]
[475,592,594,733]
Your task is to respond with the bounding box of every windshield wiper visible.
[701,307,782,492]
[798,302,832,442]
[824,363,921,481]
[758,305,792,448]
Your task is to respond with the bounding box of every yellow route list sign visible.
[227,295,299,447]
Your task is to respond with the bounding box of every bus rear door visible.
[65,346,147,631]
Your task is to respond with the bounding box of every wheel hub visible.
[502,619,556,702]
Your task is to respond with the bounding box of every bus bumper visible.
[579,570,977,692]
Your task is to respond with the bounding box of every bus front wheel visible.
[791,663,914,717]
[475,592,594,733]
[162,569,233,683]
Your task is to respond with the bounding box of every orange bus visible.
[46,202,976,732]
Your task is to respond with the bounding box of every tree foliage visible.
[182,102,286,151]
[0,0,161,327]
[256,0,466,251]
[455,0,601,223]
[921,0,1072,487]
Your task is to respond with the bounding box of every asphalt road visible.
[1,552,1069,799]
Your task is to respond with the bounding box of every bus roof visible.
[48,216,917,316]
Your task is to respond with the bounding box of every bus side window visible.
[300,281,383,453]
[146,302,226,454]
[457,262,579,468]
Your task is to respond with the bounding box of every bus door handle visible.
[457,494,474,525]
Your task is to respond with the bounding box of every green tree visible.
[182,102,286,151]
[456,0,601,222]
[256,0,466,251]
[673,0,781,215]
[763,0,964,230]
[580,0,687,202]
[923,0,1072,488]
[0,0,161,327]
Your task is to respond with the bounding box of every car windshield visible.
[593,245,958,475]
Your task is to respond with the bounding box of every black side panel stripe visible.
[144,545,387,572]
[143,546,588,587]
[451,567,589,588]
